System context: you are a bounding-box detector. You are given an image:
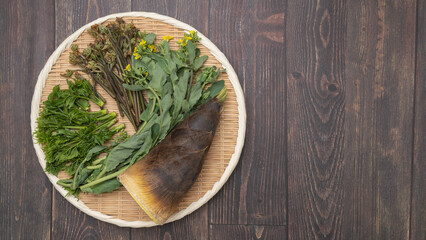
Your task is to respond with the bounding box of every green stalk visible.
[95,166,107,180]
[91,119,116,134]
[99,119,117,129]
[72,158,89,190]
[96,112,116,122]
[81,165,130,190]
[127,90,134,108]
[63,126,85,130]
[57,181,71,188]
[87,164,102,170]
[185,69,194,100]
[110,123,125,133]
[91,76,117,98]
[136,96,156,134]
[120,102,137,129]
[89,96,105,107]
[88,109,107,116]
[57,179,73,184]
[147,86,162,114]
[133,91,140,123]
[92,156,106,165]
[91,121,123,180]
[138,91,145,111]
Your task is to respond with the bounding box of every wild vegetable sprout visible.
[37,18,227,199]
[119,98,225,224]
[69,18,145,129]
[34,73,125,175]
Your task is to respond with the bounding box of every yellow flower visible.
[178,38,187,46]
[189,30,195,35]
[124,64,131,71]
[144,71,149,77]
[148,44,156,52]
[184,36,192,40]
[139,39,147,46]
[162,35,173,41]
[134,46,138,53]
[133,52,141,59]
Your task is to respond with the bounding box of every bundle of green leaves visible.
[58,29,227,195]
[34,74,125,175]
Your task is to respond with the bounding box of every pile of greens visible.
[34,73,125,175]
[69,18,148,129]
[58,22,226,195]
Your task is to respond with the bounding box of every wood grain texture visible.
[287,0,417,239]
[52,1,131,239]
[1,0,424,238]
[132,0,209,36]
[52,194,130,240]
[341,0,378,238]
[208,0,286,225]
[55,0,131,44]
[286,0,346,239]
[130,1,210,238]
[411,0,426,239]
[132,205,209,240]
[343,0,417,239]
[0,0,54,239]
[210,225,287,240]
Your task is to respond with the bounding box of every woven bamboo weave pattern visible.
[40,17,239,222]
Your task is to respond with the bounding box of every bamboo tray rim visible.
[30,12,246,228]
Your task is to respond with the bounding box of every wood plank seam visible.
[409,0,425,239]
[209,224,288,226]
[409,2,419,240]
[284,0,289,238]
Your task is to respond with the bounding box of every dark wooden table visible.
[1,0,424,239]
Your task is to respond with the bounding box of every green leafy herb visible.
[83,178,122,194]
[34,73,125,175]
[59,22,227,195]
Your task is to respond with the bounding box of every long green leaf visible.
[193,55,208,71]
[188,82,203,108]
[144,33,156,44]
[83,178,122,194]
[123,83,146,91]
[149,63,167,93]
[187,40,195,64]
[104,131,149,171]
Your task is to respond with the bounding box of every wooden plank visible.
[0,1,52,239]
[210,225,287,240]
[411,0,426,239]
[130,1,210,237]
[52,194,130,239]
[342,0,417,239]
[55,0,131,44]
[286,0,346,239]
[51,1,131,239]
[0,0,54,239]
[131,205,209,240]
[340,1,378,238]
[208,0,286,225]
[132,0,210,36]
[287,0,417,239]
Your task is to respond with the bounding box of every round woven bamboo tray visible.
[30,12,246,228]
